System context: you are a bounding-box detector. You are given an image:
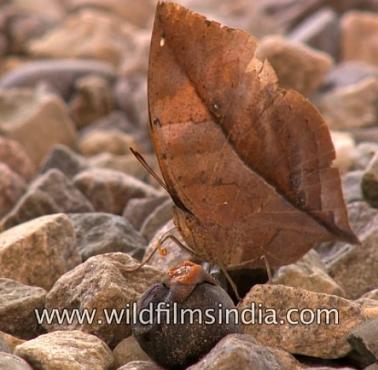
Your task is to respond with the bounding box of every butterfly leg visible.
[219,265,241,301]
[261,254,273,283]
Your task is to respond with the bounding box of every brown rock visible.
[0,353,33,370]
[341,11,378,66]
[113,336,150,368]
[14,330,114,370]
[117,361,163,370]
[0,163,26,219]
[362,151,378,207]
[361,289,378,300]
[0,214,80,290]
[44,253,164,347]
[1,169,94,230]
[0,331,25,353]
[73,168,159,214]
[186,334,300,370]
[239,284,363,358]
[0,87,77,165]
[256,35,333,96]
[0,137,35,180]
[0,278,46,339]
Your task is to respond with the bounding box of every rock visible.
[113,336,150,368]
[186,334,299,370]
[0,337,10,353]
[239,284,363,358]
[342,170,363,203]
[351,127,378,144]
[256,35,333,96]
[0,214,80,290]
[0,353,33,370]
[145,220,193,271]
[0,59,116,100]
[341,11,378,66]
[14,330,114,370]
[123,196,169,231]
[69,213,146,261]
[1,169,94,230]
[39,144,89,178]
[273,250,345,296]
[331,131,356,173]
[44,253,164,347]
[361,289,378,300]
[362,152,378,207]
[79,129,138,156]
[73,169,159,214]
[0,331,25,353]
[289,7,340,57]
[0,278,46,339]
[365,364,378,370]
[27,9,139,66]
[117,361,163,370]
[69,75,114,128]
[0,163,26,219]
[140,199,173,241]
[0,137,35,180]
[318,77,378,129]
[0,87,77,165]
[354,142,378,170]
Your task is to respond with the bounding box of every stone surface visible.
[45,253,164,347]
[341,11,378,66]
[331,131,356,173]
[362,151,378,207]
[0,163,26,219]
[289,7,340,57]
[39,144,88,178]
[186,334,299,370]
[362,289,378,300]
[0,337,10,353]
[1,169,94,230]
[117,361,163,370]
[140,199,173,241]
[113,336,150,369]
[14,330,114,370]
[256,35,333,96]
[318,77,378,129]
[145,220,193,271]
[354,142,378,170]
[0,278,46,339]
[239,284,363,359]
[74,168,159,214]
[27,9,139,66]
[79,129,138,156]
[0,214,80,290]
[273,250,345,296]
[0,353,33,370]
[0,59,116,100]
[0,137,35,180]
[0,331,25,353]
[69,213,146,261]
[0,87,77,165]
[123,196,169,231]
[342,170,363,203]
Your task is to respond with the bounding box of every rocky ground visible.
[0,0,378,369]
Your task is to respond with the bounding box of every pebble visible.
[362,151,378,207]
[342,170,363,203]
[69,212,146,261]
[0,278,46,339]
[330,131,357,173]
[341,11,378,65]
[73,168,159,214]
[0,214,80,290]
[117,361,163,370]
[0,331,25,353]
[0,353,33,370]
[44,253,164,347]
[14,330,114,370]
[354,142,378,170]
[0,336,10,353]
[361,289,378,300]
[0,137,35,180]
[1,169,94,230]
[113,336,151,368]
[239,284,363,358]
[256,35,333,96]
[0,87,77,165]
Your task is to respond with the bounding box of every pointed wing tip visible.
[338,230,360,245]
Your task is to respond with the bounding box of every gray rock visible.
[362,152,378,207]
[354,142,378,170]
[74,168,159,214]
[69,213,146,261]
[0,214,80,290]
[1,169,94,230]
[0,331,25,353]
[0,278,46,339]
[0,353,33,370]
[39,144,88,178]
[140,199,173,241]
[123,196,168,230]
[113,336,150,369]
[342,170,363,203]
[240,284,363,359]
[14,330,114,370]
[0,337,10,353]
[45,253,164,347]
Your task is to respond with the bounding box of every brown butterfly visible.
[133,2,358,292]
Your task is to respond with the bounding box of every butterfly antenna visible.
[129,147,168,192]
